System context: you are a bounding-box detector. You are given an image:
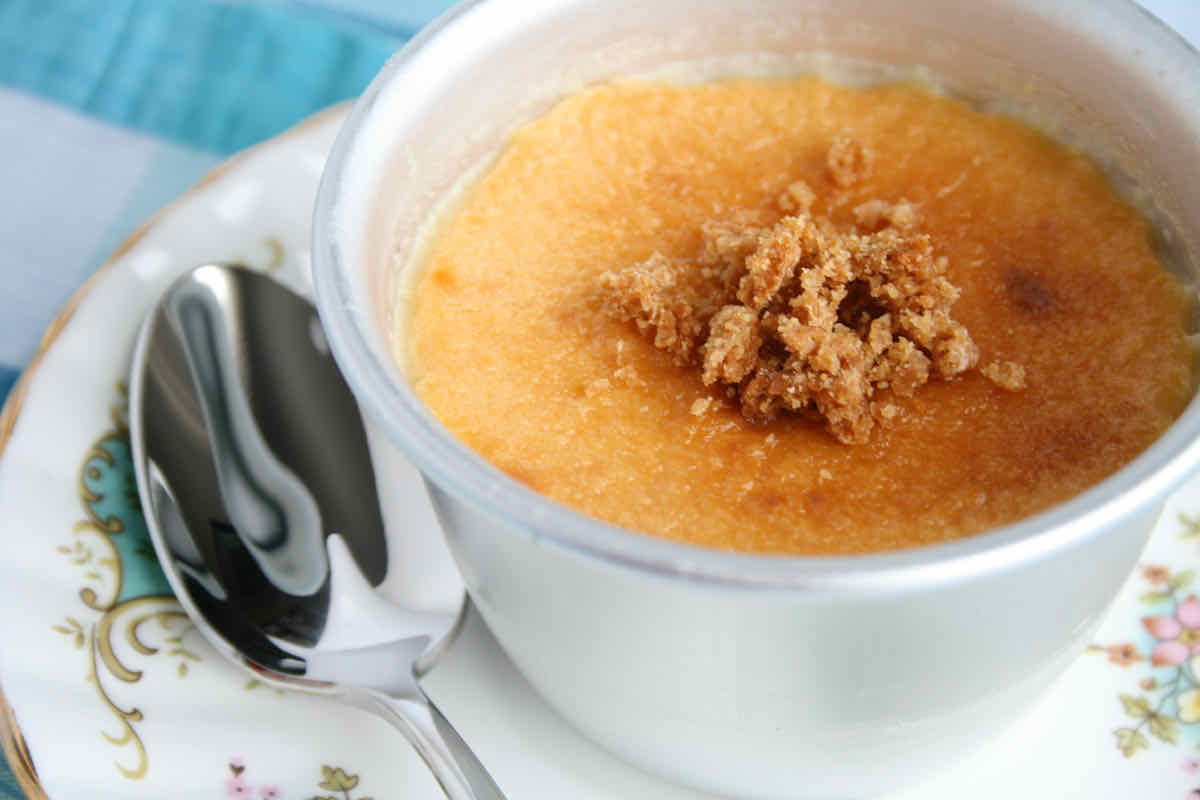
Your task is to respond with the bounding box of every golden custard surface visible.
[407,79,1195,554]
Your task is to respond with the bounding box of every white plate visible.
[3,106,1200,800]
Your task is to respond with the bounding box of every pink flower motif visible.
[259,786,281,799]
[225,776,252,797]
[1185,757,1200,774]
[1143,595,1200,666]
[1106,643,1142,667]
[1144,565,1171,585]
[230,756,245,770]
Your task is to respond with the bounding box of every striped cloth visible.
[0,0,455,407]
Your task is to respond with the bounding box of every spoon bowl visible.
[129,263,504,800]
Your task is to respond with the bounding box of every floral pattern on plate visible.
[50,382,188,780]
[224,758,374,800]
[1082,515,1200,793]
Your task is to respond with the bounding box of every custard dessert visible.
[403,78,1195,555]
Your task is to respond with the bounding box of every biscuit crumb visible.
[599,252,703,364]
[853,198,919,231]
[874,401,900,421]
[690,397,715,417]
[702,306,762,384]
[981,360,1027,391]
[599,138,1023,445]
[827,132,873,187]
[778,179,816,213]
[613,364,645,388]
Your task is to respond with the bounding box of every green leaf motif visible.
[1149,713,1180,744]
[319,766,359,792]
[52,619,86,649]
[1141,590,1173,605]
[1115,727,1150,757]
[309,796,337,800]
[1181,512,1200,538]
[1172,570,1197,591]
[1120,694,1154,720]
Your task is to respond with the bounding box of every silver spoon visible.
[128,263,505,800]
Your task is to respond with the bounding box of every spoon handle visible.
[343,686,507,800]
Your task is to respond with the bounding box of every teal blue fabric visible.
[0,0,409,404]
[0,368,16,409]
[0,0,404,155]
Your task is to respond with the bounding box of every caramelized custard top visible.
[599,133,1026,445]
[407,79,1195,554]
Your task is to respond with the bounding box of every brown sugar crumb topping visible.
[827,132,874,188]
[600,134,1025,445]
[980,360,1027,391]
[853,198,920,232]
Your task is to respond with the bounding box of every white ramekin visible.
[312,2,1200,796]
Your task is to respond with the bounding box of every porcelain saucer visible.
[2,106,1199,800]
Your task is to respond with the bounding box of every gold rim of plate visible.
[0,103,347,799]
